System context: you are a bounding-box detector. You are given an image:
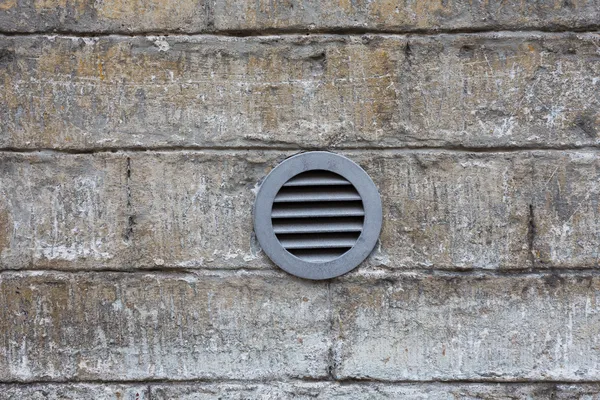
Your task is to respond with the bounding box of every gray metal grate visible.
[253,151,382,280]
[272,170,364,262]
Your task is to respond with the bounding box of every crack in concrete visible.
[0,26,599,38]
[0,145,600,156]
[3,378,600,385]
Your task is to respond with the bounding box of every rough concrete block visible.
[4,150,595,272]
[1,33,599,150]
[0,152,129,270]
[130,151,530,270]
[0,271,330,381]
[214,0,600,33]
[149,382,600,399]
[0,0,209,33]
[332,272,600,381]
[3,382,600,399]
[532,151,600,268]
[3,0,599,34]
[128,151,287,269]
[0,384,148,400]
[357,151,531,270]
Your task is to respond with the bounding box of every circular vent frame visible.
[254,151,382,280]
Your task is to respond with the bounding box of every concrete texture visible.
[3,382,600,399]
[333,272,600,381]
[0,0,209,33]
[532,152,600,268]
[0,384,148,399]
[153,382,600,399]
[1,0,600,33]
[2,270,600,383]
[2,150,599,272]
[213,0,600,33]
[1,33,599,150]
[0,152,129,270]
[0,270,330,381]
[1,0,600,397]
[129,151,532,270]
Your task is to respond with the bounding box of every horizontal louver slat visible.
[288,248,351,262]
[272,217,363,234]
[271,202,365,218]
[274,186,361,203]
[278,232,359,250]
[283,170,351,187]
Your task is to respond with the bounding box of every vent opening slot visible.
[283,170,352,187]
[271,201,364,218]
[271,169,365,263]
[274,186,361,203]
[272,217,364,234]
[277,232,361,250]
[288,248,351,263]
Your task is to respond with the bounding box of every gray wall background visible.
[1,1,600,398]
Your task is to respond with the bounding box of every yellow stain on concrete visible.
[0,202,10,252]
[0,0,16,11]
[34,0,87,12]
[94,0,197,25]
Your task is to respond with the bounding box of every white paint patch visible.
[10,340,32,379]
[175,274,199,284]
[224,250,239,260]
[370,240,390,266]
[251,181,262,196]
[148,36,170,52]
[82,37,99,46]
[112,299,123,311]
[243,253,257,262]
[545,105,566,127]
[37,244,112,261]
[175,258,205,268]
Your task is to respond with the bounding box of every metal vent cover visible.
[254,152,382,280]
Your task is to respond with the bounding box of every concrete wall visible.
[1,1,600,398]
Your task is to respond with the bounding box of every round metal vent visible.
[254,152,382,280]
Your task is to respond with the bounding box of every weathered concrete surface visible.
[0,0,209,33]
[3,382,600,399]
[1,33,599,150]
[532,151,600,268]
[129,151,281,270]
[150,382,600,399]
[333,272,600,381]
[0,152,129,270]
[3,270,600,384]
[3,150,597,272]
[214,0,600,33]
[130,151,531,271]
[0,271,330,381]
[0,384,148,399]
[2,0,599,393]
[2,0,600,34]
[359,151,532,270]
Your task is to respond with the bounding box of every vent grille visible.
[271,170,364,263]
[254,151,382,280]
